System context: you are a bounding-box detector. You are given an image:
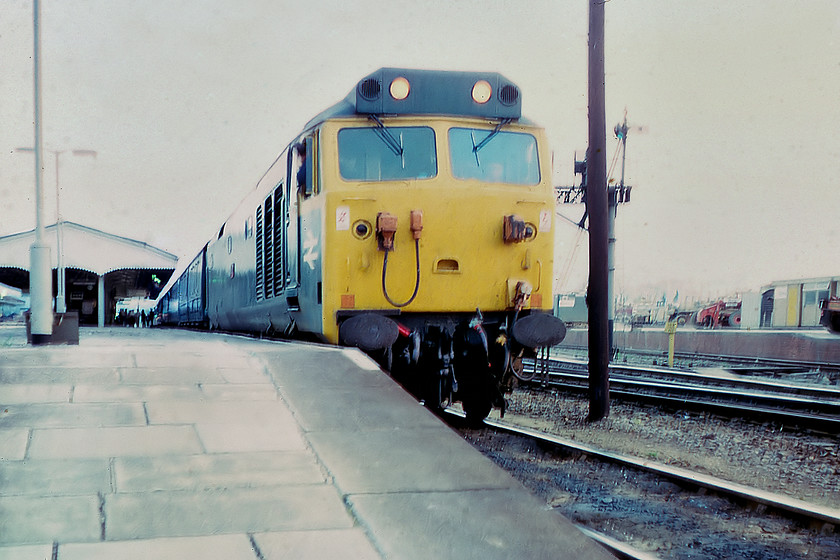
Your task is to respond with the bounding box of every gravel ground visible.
[462,388,840,559]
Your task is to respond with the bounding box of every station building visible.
[0,221,177,327]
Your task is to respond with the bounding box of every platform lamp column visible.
[54,149,97,313]
[28,0,52,345]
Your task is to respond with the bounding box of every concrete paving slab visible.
[0,403,145,429]
[145,400,295,426]
[279,383,441,432]
[0,544,54,560]
[0,494,101,546]
[198,383,278,401]
[114,451,325,492]
[0,429,29,460]
[0,458,111,497]
[73,383,203,403]
[217,366,274,384]
[254,528,381,560]
[27,425,203,459]
[195,422,308,453]
[259,346,394,390]
[133,347,260,369]
[0,347,131,369]
[308,428,517,495]
[104,485,354,540]
[0,366,121,385]
[349,489,614,560]
[118,366,226,385]
[0,384,72,404]
[58,534,258,560]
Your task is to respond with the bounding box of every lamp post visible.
[54,149,97,312]
[28,0,52,344]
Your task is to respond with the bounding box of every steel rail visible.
[577,527,663,560]
[549,371,840,414]
[458,412,840,528]
[543,379,840,433]
[540,357,840,400]
[523,357,840,431]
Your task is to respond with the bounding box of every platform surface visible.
[0,325,613,559]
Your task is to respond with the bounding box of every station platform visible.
[0,326,613,560]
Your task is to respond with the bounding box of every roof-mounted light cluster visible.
[354,68,522,120]
[471,80,492,104]
[389,76,411,100]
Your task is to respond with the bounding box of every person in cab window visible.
[295,142,307,194]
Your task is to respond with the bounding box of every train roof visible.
[303,68,536,131]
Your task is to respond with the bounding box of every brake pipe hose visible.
[382,238,420,307]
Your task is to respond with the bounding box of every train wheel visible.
[829,312,840,334]
[427,367,452,411]
[462,387,492,426]
[377,346,393,371]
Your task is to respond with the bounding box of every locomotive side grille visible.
[255,205,264,301]
[272,187,284,295]
[264,195,274,299]
[499,84,520,106]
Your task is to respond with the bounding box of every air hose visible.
[382,238,420,307]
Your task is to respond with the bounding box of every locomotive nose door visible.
[286,135,317,313]
[285,139,306,303]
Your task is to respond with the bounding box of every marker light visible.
[472,80,492,104]
[389,77,410,100]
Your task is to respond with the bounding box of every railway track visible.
[520,357,840,433]
[447,408,840,559]
[476,415,840,527]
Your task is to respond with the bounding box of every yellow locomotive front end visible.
[320,117,554,331]
[316,69,566,421]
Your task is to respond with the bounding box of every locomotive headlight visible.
[471,80,492,104]
[524,223,537,241]
[389,77,411,100]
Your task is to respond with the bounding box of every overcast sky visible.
[2,0,838,301]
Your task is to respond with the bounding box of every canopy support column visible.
[98,274,105,328]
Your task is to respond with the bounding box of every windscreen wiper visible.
[369,115,404,157]
[473,118,512,153]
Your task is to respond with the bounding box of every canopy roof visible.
[0,221,177,275]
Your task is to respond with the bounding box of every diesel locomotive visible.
[156,68,566,421]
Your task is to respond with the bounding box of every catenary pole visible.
[29,0,53,345]
[587,0,610,420]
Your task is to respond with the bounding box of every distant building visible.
[554,293,588,324]
[0,281,27,319]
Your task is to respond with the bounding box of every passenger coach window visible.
[338,126,436,181]
[448,128,540,185]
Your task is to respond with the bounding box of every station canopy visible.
[0,221,177,299]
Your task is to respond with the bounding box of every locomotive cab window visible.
[448,128,540,185]
[338,126,436,181]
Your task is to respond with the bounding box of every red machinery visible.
[696,300,741,328]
